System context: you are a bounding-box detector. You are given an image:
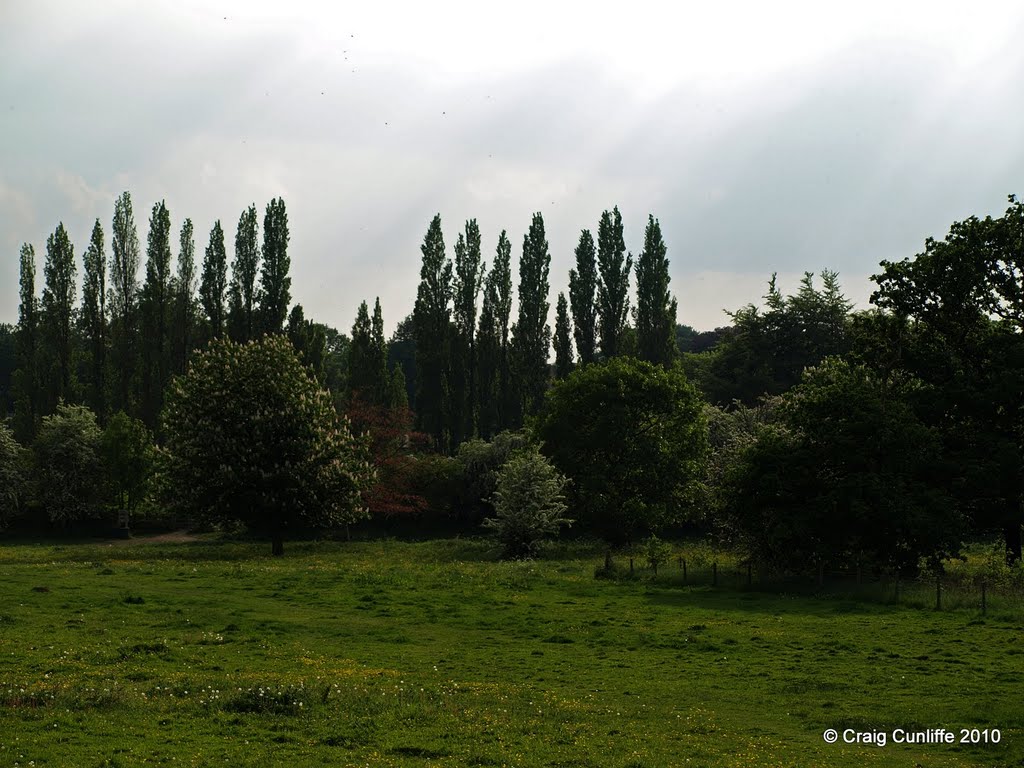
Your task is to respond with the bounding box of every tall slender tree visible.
[569,229,598,366]
[370,298,388,403]
[174,218,196,374]
[348,300,375,400]
[452,219,484,447]
[200,221,228,341]
[510,213,552,423]
[554,292,573,379]
[413,214,453,452]
[140,200,173,427]
[477,273,500,439]
[229,204,260,342]
[258,197,290,335]
[492,231,514,431]
[81,219,107,417]
[12,244,40,441]
[110,191,141,415]
[596,207,632,358]
[634,215,677,367]
[41,222,77,410]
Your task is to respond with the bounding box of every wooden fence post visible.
[683,559,687,584]
[629,558,634,576]
[712,562,718,587]
[981,581,987,616]
[747,562,752,588]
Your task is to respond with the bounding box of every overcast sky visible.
[3,0,1024,334]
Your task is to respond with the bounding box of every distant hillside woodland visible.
[1,193,1022,569]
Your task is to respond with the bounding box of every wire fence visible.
[597,556,1024,618]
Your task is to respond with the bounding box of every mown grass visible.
[0,535,1021,767]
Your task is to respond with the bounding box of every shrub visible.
[33,403,103,525]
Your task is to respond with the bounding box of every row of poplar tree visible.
[409,207,678,453]
[8,195,679,458]
[10,192,292,441]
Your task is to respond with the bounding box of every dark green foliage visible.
[387,314,416,411]
[12,243,41,441]
[634,215,677,367]
[41,222,77,410]
[349,299,388,404]
[228,204,260,342]
[705,271,851,405]
[0,422,28,528]
[569,229,598,366]
[101,411,153,526]
[286,304,327,382]
[174,218,196,375]
[258,197,291,335]
[33,403,104,524]
[413,215,453,452]
[109,191,141,416]
[455,430,532,524]
[483,447,570,559]
[476,233,512,439]
[553,292,573,379]
[536,357,708,545]
[0,323,14,418]
[723,358,962,573]
[160,335,375,555]
[510,213,552,424]
[452,219,484,447]
[140,201,173,428]
[200,221,228,341]
[871,201,1024,562]
[596,207,632,359]
[80,219,107,418]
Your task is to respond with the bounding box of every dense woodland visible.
[0,193,1022,572]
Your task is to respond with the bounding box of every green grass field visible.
[1,536,1021,767]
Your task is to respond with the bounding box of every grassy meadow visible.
[1,535,1022,767]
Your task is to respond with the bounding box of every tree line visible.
[1,193,1021,574]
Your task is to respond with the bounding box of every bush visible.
[0,423,28,528]
[101,411,153,527]
[483,447,571,559]
[33,403,104,525]
[456,430,531,523]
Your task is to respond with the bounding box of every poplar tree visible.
[41,222,77,410]
[200,221,228,341]
[510,213,552,423]
[452,219,484,447]
[110,191,141,414]
[12,244,40,441]
[477,274,500,439]
[413,214,453,452]
[596,207,632,358]
[568,229,598,366]
[258,197,290,335]
[229,204,260,342]
[491,231,514,431]
[174,218,196,374]
[554,292,573,379]
[348,299,387,403]
[81,219,107,417]
[141,200,173,427]
[634,215,677,367]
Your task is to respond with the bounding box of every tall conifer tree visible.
[141,200,173,427]
[413,215,453,452]
[510,213,552,423]
[110,191,141,414]
[12,244,40,441]
[81,219,107,417]
[634,215,677,367]
[569,229,598,366]
[229,204,260,342]
[554,292,573,379]
[41,222,77,410]
[452,219,484,447]
[596,207,632,358]
[200,221,228,341]
[258,197,290,335]
[174,218,196,374]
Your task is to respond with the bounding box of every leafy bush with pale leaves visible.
[483,448,571,559]
[0,423,28,528]
[33,403,104,524]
